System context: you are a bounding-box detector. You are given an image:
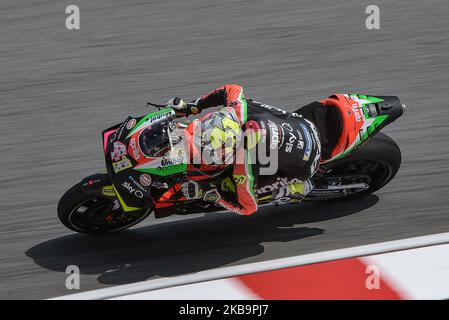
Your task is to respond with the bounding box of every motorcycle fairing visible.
[102,111,173,212]
[318,93,403,163]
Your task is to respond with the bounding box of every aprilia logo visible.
[267,120,280,150]
[256,177,301,195]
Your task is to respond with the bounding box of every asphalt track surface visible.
[1,0,448,299]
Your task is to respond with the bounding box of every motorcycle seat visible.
[293,100,343,161]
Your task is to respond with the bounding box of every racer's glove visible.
[203,188,221,203]
[166,97,187,116]
[166,97,200,117]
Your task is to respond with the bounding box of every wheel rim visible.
[67,196,151,233]
[326,159,393,196]
[351,160,393,190]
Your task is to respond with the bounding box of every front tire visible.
[57,183,152,234]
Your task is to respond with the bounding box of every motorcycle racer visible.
[167,84,321,216]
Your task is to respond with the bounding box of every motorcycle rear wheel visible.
[318,132,402,200]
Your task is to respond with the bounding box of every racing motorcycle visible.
[58,94,405,234]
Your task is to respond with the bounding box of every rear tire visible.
[57,183,152,234]
[320,133,402,200]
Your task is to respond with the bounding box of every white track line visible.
[51,232,449,300]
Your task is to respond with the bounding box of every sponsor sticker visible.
[351,104,363,122]
[127,110,175,138]
[304,118,321,173]
[291,112,303,118]
[295,129,304,149]
[204,189,221,203]
[300,123,312,161]
[256,177,301,195]
[252,100,288,115]
[121,181,144,199]
[267,119,281,150]
[233,175,247,185]
[161,157,183,167]
[126,118,137,130]
[112,157,132,173]
[129,138,141,161]
[115,118,132,141]
[111,141,128,162]
[139,174,152,187]
[128,175,147,193]
[101,185,116,197]
[181,181,201,199]
[281,122,297,153]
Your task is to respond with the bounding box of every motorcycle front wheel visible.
[57,183,152,234]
